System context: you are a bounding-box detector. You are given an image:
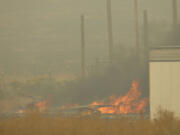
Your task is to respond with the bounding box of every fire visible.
[35,100,48,112]
[18,81,147,115]
[60,80,148,115]
[17,100,48,113]
[18,109,25,114]
[90,80,148,114]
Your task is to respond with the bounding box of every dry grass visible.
[0,110,180,135]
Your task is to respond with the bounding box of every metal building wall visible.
[150,62,180,118]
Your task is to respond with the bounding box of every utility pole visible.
[95,58,100,73]
[172,0,178,31]
[81,14,86,78]
[106,0,114,62]
[143,10,150,115]
[143,10,149,49]
[133,0,140,56]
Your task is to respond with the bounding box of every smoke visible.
[52,47,146,106]
[168,24,180,45]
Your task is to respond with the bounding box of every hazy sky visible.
[0,0,179,74]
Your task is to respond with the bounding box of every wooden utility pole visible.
[143,10,149,48]
[143,10,150,115]
[106,0,114,62]
[134,0,140,55]
[81,14,86,78]
[172,0,178,31]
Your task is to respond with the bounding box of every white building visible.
[149,46,180,118]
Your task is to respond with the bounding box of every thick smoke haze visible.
[0,0,179,112]
[0,0,179,74]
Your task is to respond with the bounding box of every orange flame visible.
[35,100,48,112]
[90,80,148,114]
[18,109,25,114]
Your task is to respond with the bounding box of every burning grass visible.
[60,80,148,115]
[0,110,180,135]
